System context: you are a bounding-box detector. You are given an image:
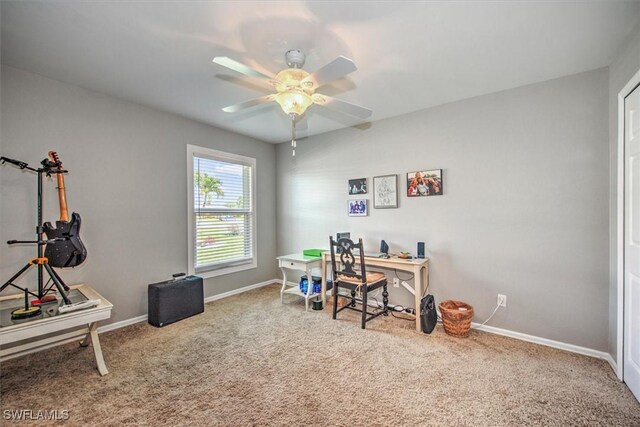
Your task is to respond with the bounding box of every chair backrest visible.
[329,236,367,285]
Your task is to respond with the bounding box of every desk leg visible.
[82,322,108,376]
[305,270,313,312]
[423,264,429,295]
[415,267,423,333]
[280,267,287,304]
[321,257,327,308]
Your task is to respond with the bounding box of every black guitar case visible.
[43,212,87,268]
[420,294,438,334]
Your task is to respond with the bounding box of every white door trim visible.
[617,68,640,382]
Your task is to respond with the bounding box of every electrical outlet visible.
[393,278,400,288]
[497,294,507,307]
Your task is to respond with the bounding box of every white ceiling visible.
[2,1,639,144]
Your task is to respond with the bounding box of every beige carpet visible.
[1,283,639,426]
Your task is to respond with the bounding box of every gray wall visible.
[608,21,640,362]
[0,61,615,352]
[0,65,278,324]
[277,68,610,351]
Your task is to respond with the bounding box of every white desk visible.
[277,253,323,311]
[0,284,113,376]
[321,253,429,332]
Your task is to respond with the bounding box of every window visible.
[187,145,256,278]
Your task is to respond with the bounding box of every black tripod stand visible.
[0,156,72,305]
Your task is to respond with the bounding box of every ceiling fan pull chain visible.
[291,113,297,157]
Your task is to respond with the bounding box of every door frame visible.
[617,68,640,381]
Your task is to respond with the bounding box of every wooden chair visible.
[329,236,389,329]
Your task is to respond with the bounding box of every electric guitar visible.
[43,151,87,268]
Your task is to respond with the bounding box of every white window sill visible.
[193,260,257,279]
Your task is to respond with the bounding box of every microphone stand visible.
[0,156,72,304]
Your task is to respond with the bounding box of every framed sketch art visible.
[407,169,443,197]
[348,199,368,217]
[348,178,367,195]
[373,175,398,209]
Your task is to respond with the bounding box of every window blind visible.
[192,154,254,273]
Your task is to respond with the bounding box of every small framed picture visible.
[348,199,368,217]
[407,169,443,197]
[348,178,367,195]
[373,175,398,209]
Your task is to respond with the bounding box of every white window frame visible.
[187,144,257,278]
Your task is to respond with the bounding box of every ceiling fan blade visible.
[221,95,275,113]
[213,57,276,82]
[312,94,372,119]
[301,56,357,89]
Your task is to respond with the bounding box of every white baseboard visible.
[362,300,610,364]
[203,279,275,304]
[97,279,277,334]
[98,314,148,334]
[471,322,610,361]
[605,353,618,377]
[324,291,612,364]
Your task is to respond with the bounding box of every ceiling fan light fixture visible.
[214,49,371,145]
[275,68,310,92]
[274,91,313,116]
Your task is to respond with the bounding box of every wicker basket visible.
[439,300,474,337]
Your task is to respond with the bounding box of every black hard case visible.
[148,275,204,327]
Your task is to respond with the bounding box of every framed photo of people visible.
[348,178,367,195]
[348,199,368,217]
[407,169,443,197]
[373,174,398,208]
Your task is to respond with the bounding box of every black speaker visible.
[380,239,389,255]
[148,275,204,327]
[417,242,425,259]
[420,294,437,334]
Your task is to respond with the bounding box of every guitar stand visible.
[1,257,72,305]
[0,156,72,305]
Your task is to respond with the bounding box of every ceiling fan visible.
[213,49,372,155]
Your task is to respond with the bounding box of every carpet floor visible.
[1,283,639,426]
